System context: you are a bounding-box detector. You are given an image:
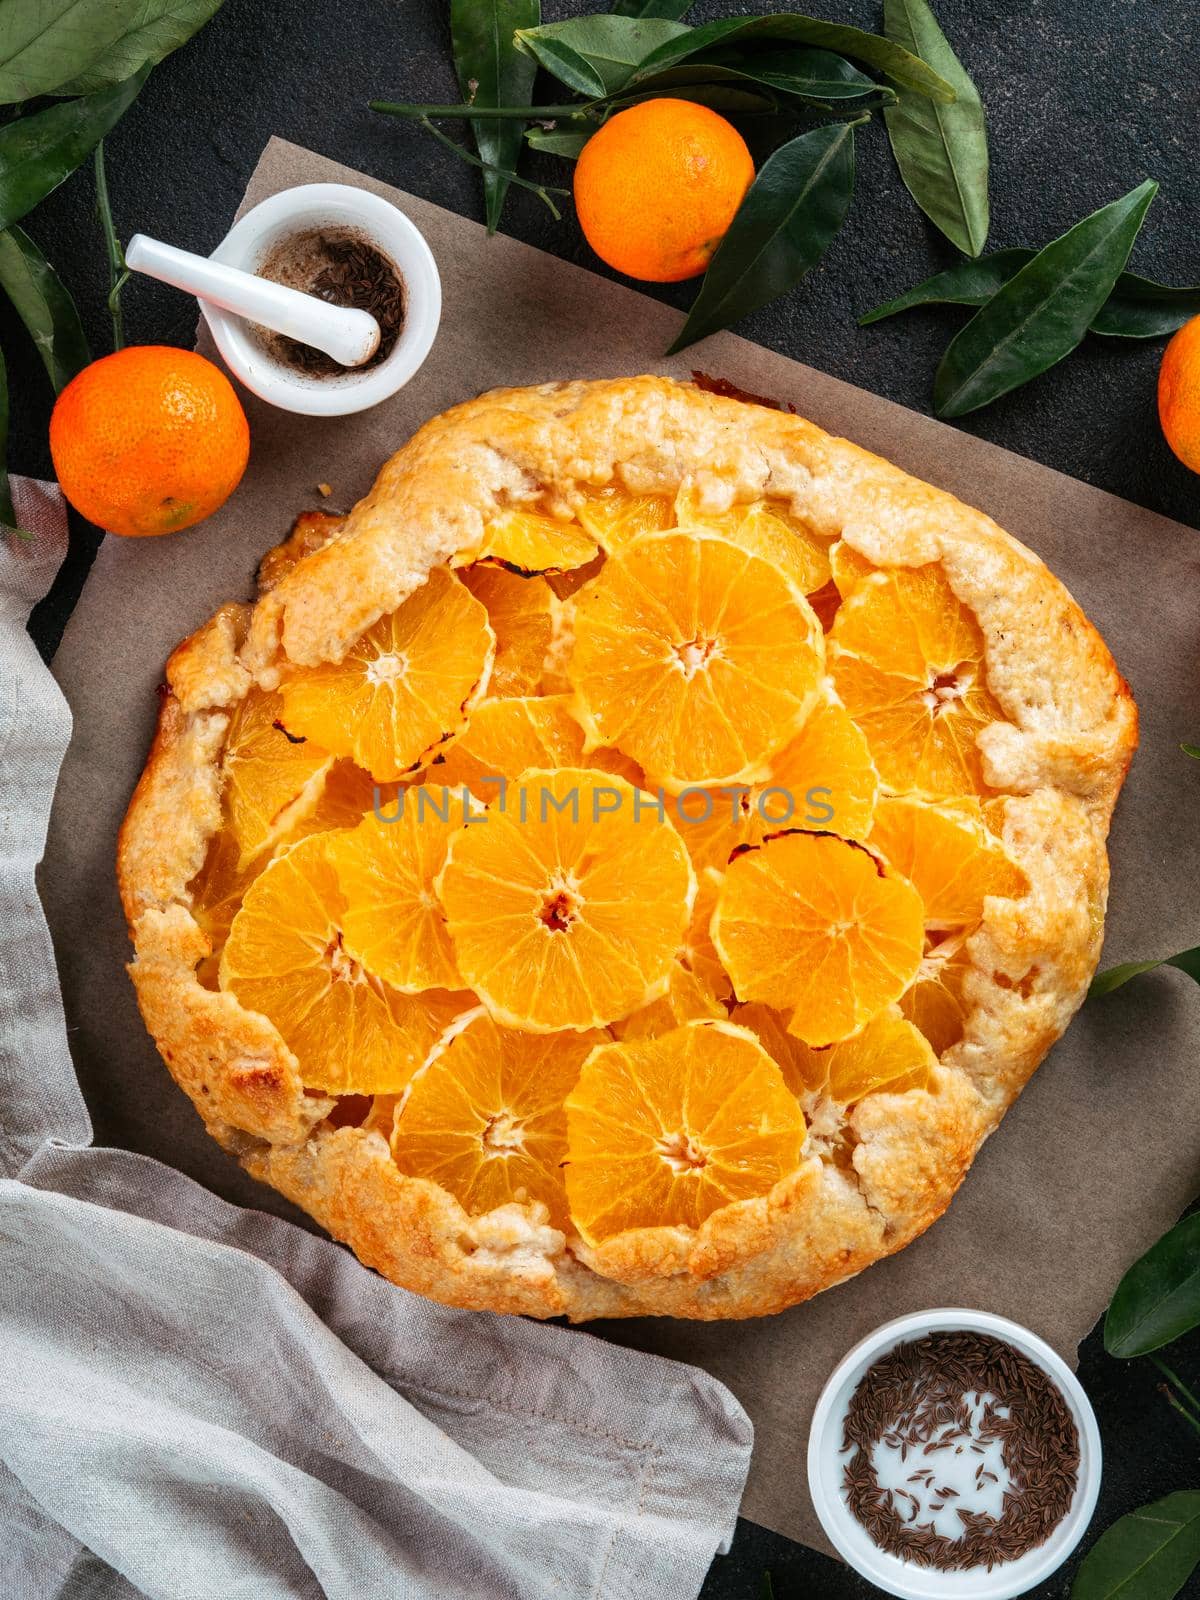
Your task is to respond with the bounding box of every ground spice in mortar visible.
[841,1331,1079,1572]
[256,227,405,377]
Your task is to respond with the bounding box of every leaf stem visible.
[94,141,127,351]
[1153,1358,1200,1425]
[410,117,570,219]
[1158,1383,1200,1437]
[371,99,595,122]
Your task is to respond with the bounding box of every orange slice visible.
[712,831,924,1045]
[390,1012,600,1228]
[430,695,586,804]
[614,963,725,1039]
[829,540,877,598]
[868,796,1027,930]
[221,688,332,862]
[459,565,555,696]
[291,758,403,838]
[684,866,731,1000]
[564,1019,806,1241]
[220,833,467,1093]
[279,567,494,782]
[829,562,1006,796]
[668,695,878,872]
[325,787,470,993]
[568,528,824,792]
[900,934,973,1054]
[737,1002,936,1101]
[575,486,673,553]
[437,767,695,1032]
[674,488,833,595]
[463,508,599,575]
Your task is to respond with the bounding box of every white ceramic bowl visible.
[807,1309,1102,1600]
[202,182,441,416]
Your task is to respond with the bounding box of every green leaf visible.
[0,224,89,390]
[933,179,1158,417]
[628,15,956,101]
[611,0,693,18]
[1089,945,1200,998]
[1182,742,1200,759]
[1092,273,1200,339]
[0,0,224,103]
[517,34,606,98]
[1104,1214,1200,1359]
[1072,1491,1200,1600]
[515,17,689,95]
[524,125,590,159]
[668,118,858,355]
[862,250,1200,340]
[860,249,1033,323]
[0,342,19,535]
[0,66,148,235]
[635,47,882,107]
[451,0,540,235]
[883,0,988,256]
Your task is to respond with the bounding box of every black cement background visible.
[13,2,1200,1595]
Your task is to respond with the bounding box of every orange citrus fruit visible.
[575,487,673,553]
[218,688,332,864]
[613,963,725,1040]
[712,831,924,1045]
[436,767,695,1032]
[460,508,599,575]
[867,796,1027,930]
[829,561,1007,796]
[430,694,586,804]
[49,346,249,537]
[563,1019,806,1242]
[220,833,468,1093]
[674,489,834,596]
[736,1002,936,1102]
[568,528,824,791]
[279,567,494,781]
[1158,313,1200,471]
[459,565,555,695]
[573,99,755,283]
[326,788,472,994]
[900,934,973,1055]
[390,1012,600,1228]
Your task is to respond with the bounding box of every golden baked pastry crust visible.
[118,375,1136,1321]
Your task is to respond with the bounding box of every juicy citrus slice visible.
[829,562,1006,796]
[325,787,470,993]
[737,1002,936,1101]
[829,540,876,598]
[279,567,494,782]
[391,1012,600,1228]
[575,486,673,553]
[900,934,973,1054]
[437,767,695,1032]
[563,1019,806,1242]
[868,796,1027,930]
[668,695,878,872]
[684,866,731,1000]
[463,508,599,575]
[291,758,402,838]
[614,964,725,1039]
[712,831,924,1045]
[568,528,824,792]
[221,688,332,862]
[674,488,833,595]
[431,695,586,803]
[220,833,467,1093]
[459,565,554,695]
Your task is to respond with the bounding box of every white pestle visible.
[124,233,381,368]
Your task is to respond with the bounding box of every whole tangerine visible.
[50,345,250,537]
[573,99,755,283]
[1158,313,1200,473]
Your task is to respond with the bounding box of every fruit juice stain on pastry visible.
[841,1331,1079,1571]
[120,376,1135,1321]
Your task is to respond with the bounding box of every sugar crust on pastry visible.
[118,375,1136,1321]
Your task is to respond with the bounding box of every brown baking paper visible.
[41,138,1200,1553]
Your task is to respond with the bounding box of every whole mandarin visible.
[1158,313,1200,472]
[573,99,755,284]
[50,345,250,537]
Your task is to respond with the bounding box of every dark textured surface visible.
[12,2,1200,1595]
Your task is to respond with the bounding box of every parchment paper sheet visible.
[41,138,1200,1553]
